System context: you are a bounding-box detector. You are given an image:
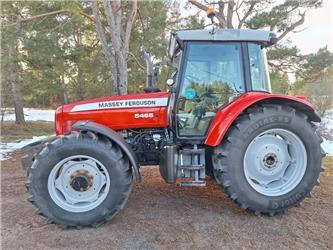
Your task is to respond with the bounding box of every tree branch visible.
[276,12,305,42]
[226,0,235,28]
[102,0,118,42]
[21,8,95,23]
[217,1,227,28]
[124,0,137,58]
[237,1,256,29]
[188,0,228,28]
[189,0,209,11]
[127,52,145,70]
[91,1,113,64]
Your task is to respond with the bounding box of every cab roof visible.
[175,29,277,46]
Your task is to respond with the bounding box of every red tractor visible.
[23,28,325,228]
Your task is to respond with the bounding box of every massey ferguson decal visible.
[70,98,168,112]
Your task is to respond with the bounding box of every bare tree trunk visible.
[8,23,25,124]
[226,0,235,29]
[121,0,137,95]
[91,1,118,95]
[77,66,85,100]
[60,72,68,104]
[0,99,5,128]
[91,0,137,96]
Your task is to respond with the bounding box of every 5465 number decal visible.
[134,113,154,119]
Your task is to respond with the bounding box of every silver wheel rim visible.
[48,155,110,213]
[244,128,307,197]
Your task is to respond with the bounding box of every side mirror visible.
[166,79,174,86]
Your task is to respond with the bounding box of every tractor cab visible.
[167,29,277,142]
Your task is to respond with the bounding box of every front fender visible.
[205,92,321,147]
[72,121,141,182]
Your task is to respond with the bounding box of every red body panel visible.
[56,91,317,146]
[204,92,317,147]
[56,92,169,135]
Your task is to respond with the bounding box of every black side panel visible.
[159,145,177,183]
[73,121,141,182]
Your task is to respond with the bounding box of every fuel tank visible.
[56,92,169,135]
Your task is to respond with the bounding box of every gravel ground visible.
[1,151,332,249]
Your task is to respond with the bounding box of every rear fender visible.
[72,121,141,182]
[205,92,321,147]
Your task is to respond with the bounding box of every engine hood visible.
[57,92,169,135]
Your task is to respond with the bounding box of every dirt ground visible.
[1,151,332,250]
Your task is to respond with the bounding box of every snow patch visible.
[2,108,55,122]
[0,136,49,161]
[321,109,333,156]
[322,109,333,131]
[322,139,333,156]
[1,108,55,160]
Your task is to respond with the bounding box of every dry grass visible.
[0,121,54,142]
[323,156,333,176]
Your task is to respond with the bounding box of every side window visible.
[248,43,271,91]
[177,43,244,137]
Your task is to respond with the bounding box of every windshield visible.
[180,42,245,108]
[248,43,271,92]
[176,42,245,137]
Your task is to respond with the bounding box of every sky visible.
[288,0,332,54]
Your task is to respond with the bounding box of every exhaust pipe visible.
[142,49,153,88]
[142,49,160,93]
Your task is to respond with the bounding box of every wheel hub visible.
[70,169,94,192]
[262,153,278,169]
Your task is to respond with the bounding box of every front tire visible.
[213,105,324,215]
[26,131,132,228]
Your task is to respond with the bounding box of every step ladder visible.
[178,145,206,187]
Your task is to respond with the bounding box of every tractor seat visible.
[144,86,161,93]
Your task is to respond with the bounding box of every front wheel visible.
[213,105,324,215]
[26,131,132,228]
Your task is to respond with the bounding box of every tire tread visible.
[26,131,132,228]
[213,104,324,215]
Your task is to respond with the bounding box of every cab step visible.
[179,148,205,155]
[179,164,204,170]
[178,145,206,186]
[180,180,206,187]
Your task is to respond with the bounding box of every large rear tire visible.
[26,131,132,228]
[213,104,324,215]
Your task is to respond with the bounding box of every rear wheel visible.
[213,104,324,215]
[26,131,132,228]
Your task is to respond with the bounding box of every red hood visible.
[62,91,169,113]
[56,92,169,135]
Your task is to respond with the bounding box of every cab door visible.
[176,42,245,139]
